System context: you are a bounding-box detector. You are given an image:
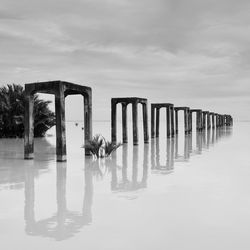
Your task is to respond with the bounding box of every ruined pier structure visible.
[24,81,92,162]
[151,103,175,138]
[149,103,233,138]
[111,97,149,145]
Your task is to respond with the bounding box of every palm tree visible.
[0,84,55,138]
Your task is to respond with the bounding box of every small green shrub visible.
[83,134,122,158]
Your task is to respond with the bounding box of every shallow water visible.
[0,122,250,250]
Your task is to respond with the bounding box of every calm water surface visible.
[0,122,250,250]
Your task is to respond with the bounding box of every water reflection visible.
[0,139,54,191]
[151,127,232,174]
[24,162,94,241]
[111,144,149,192]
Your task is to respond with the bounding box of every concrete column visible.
[111,100,117,143]
[151,105,155,138]
[55,88,66,162]
[170,107,175,137]
[189,110,192,133]
[196,112,199,131]
[166,107,171,138]
[212,113,215,129]
[142,103,149,143]
[156,108,160,138]
[84,92,92,156]
[175,109,178,134]
[132,101,139,145]
[184,109,188,134]
[202,112,206,130]
[207,113,211,129]
[122,103,128,143]
[24,93,34,159]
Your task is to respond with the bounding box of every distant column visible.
[202,112,206,130]
[156,107,160,138]
[142,103,149,143]
[151,105,155,138]
[166,107,171,138]
[111,100,117,143]
[122,103,128,143]
[170,107,175,137]
[184,109,188,134]
[175,109,178,134]
[132,101,139,145]
[189,110,192,133]
[211,113,215,129]
[207,112,211,130]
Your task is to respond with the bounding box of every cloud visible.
[0,0,249,120]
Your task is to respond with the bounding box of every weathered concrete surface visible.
[24,80,92,161]
[174,107,190,134]
[151,103,174,138]
[111,97,149,145]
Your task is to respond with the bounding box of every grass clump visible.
[83,134,122,158]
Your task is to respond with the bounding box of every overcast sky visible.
[0,0,250,120]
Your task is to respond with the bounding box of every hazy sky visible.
[0,0,250,120]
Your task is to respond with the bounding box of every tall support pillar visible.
[184,109,188,134]
[212,114,215,129]
[24,92,34,159]
[122,103,128,143]
[202,112,206,130]
[170,107,175,137]
[142,103,149,143]
[207,113,211,129]
[196,112,200,132]
[55,88,66,162]
[199,111,203,131]
[189,110,192,133]
[111,100,117,143]
[84,92,92,156]
[166,107,171,138]
[156,108,160,138]
[132,101,139,145]
[151,106,155,138]
[175,109,178,134]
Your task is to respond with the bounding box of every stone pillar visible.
[122,103,128,143]
[184,109,188,134]
[166,107,171,138]
[170,107,175,137]
[111,100,117,143]
[207,113,211,129]
[196,112,199,132]
[142,103,149,143]
[175,109,178,134]
[212,113,215,129]
[189,110,192,133]
[24,93,34,159]
[151,105,155,138]
[132,101,139,145]
[84,92,92,156]
[202,112,206,130]
[156,108,160,138]
[55,88,66,162]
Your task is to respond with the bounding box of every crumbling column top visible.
[174,107,190,111]
[151,103,174,108]
[25,80,92,96]
[111,97,147,104]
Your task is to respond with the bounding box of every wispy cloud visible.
[0,0,249,120]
